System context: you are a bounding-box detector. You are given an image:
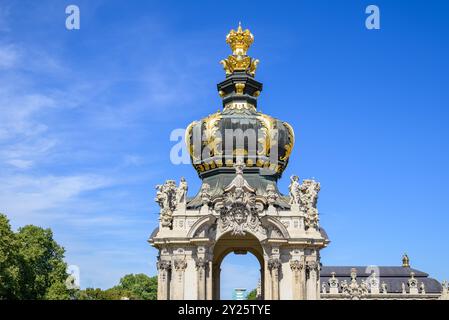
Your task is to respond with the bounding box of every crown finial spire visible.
[402,253,410,267]
[220,23,259,76]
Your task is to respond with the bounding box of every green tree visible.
[15,224,70,299]
[246,288,258,300]
[0,214,20,299]
[114,273,157,300]
[1,214,71,300]
[76,288,107,300]
[76,287,137,300]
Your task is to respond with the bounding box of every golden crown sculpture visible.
[220,23,259,76]
[226,22,254,55]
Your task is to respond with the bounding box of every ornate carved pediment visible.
[215,160,266,236]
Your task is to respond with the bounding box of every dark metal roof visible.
[321,266,442,293]
[187,172,290,209]
[321,266,428,277]
[149,227,159,239]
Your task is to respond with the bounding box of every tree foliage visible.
[1,213,158,300]
[115,273,157,300]
[246,288,258,300]
[0,213,71,300]
[76,274,157,300]
[0,214,21,299]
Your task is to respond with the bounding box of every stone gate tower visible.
[149,24,330,300]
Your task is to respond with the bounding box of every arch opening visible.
[212,232,264,300]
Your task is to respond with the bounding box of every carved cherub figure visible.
[288,175,301,204]
[155,184,167,209]
[177,177,188,204]
[155,180,177,228]
[300,179,321,229]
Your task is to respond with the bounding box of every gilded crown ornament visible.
[184,24,295,178]
[220,22,259,76]
[226,22,254,55]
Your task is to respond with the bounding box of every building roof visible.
[321,266,442,293]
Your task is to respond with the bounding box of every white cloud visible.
[122,154,145,167]
[5,159,33,169]
[0,174,112,221]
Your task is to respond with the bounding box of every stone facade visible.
[149,161,329,300]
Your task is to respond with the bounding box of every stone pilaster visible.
[268,258,282,300]
[290,260,305,300]
[157,260,171,300]
[173,259,187,300]
[196,258,207,300]
[207,260,213,300]
[306,261,319,300]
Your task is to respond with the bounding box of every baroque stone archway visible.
[212,232,265,300]
[148,24,330,300]
[149,159,329,300]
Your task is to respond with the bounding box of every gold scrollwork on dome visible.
[185,120,199,161]
[280,121,295,161]
[257,113,277,157]
[202,111,222,157]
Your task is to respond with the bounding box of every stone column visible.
[157,260,171,300]
[196,258,207,300]
[268,258,281,300]
[173,259,187,300]
[306,261,319,300]
[264,258,272,300]
[206,260,213,300]
[290,260,304,300]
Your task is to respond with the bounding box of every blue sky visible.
[1,0,448,299]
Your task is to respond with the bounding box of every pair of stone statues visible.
[288,175,320,229]
[155,172,320,231]
[155,177,188,228]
